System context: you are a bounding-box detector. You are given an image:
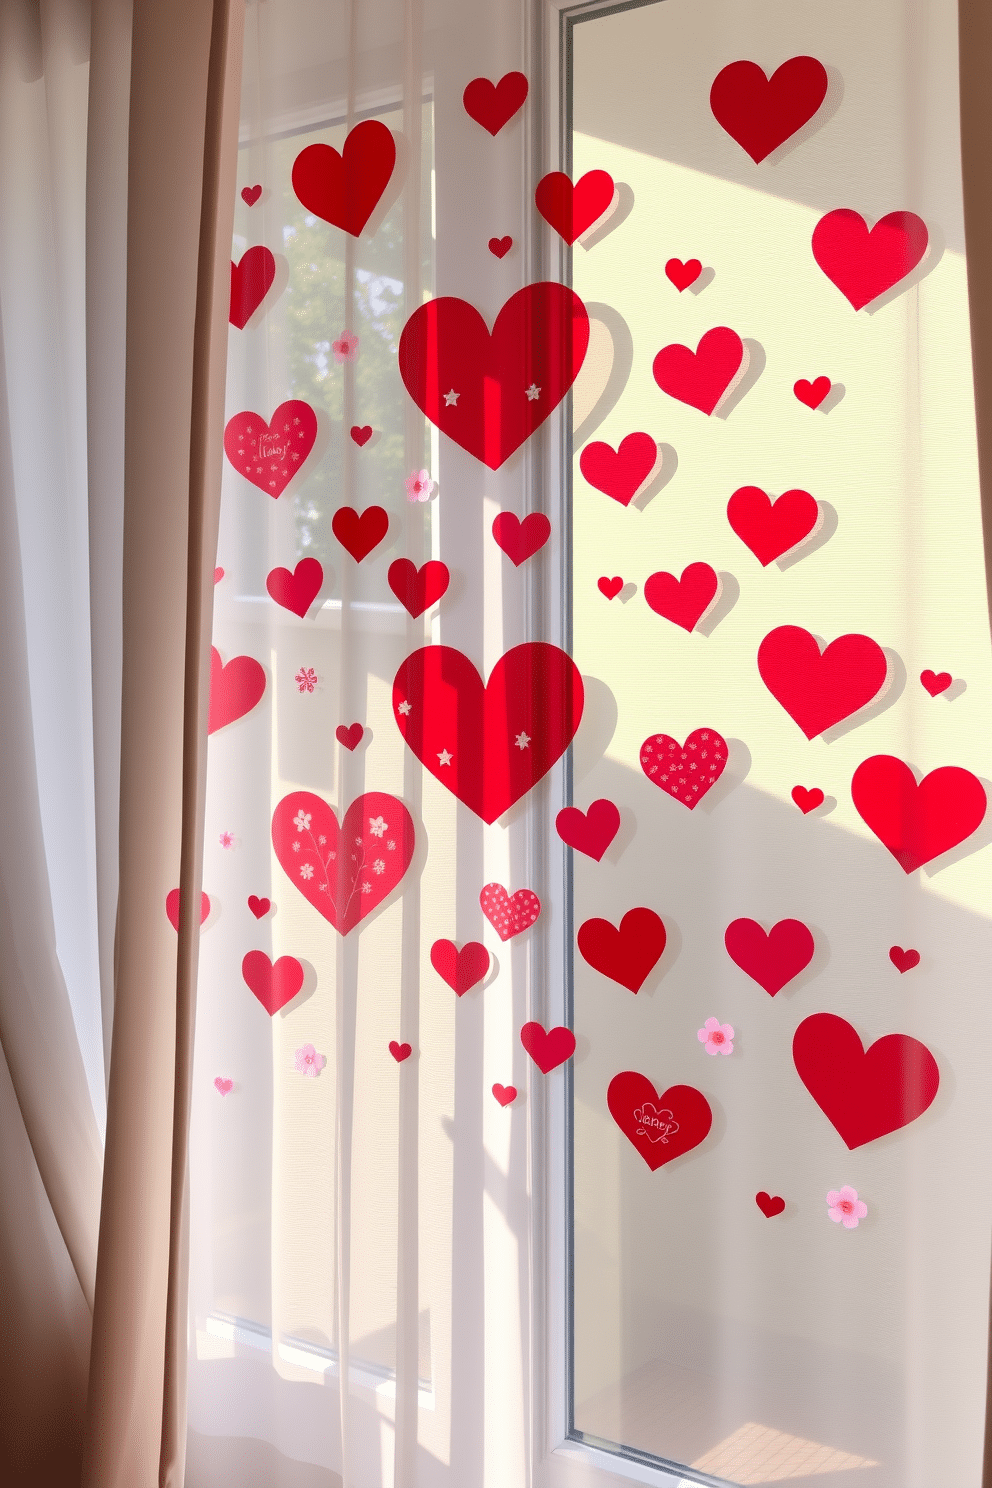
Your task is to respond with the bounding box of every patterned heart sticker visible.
[242,951,304,1015]
[430,939,490,995]
[755,1191,785,1218]
[492,1083,518,1106]
[520,1022,575,1073]
[292,121,396,236]
[710,56,828,162]
[639,729,728,808]
[608,1072,713,1171]
[224,400,317,498]
[480,883,541,941]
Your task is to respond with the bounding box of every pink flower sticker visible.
[294,1043,326,1078]
[332,331,359,363]
[219,831,235,849]
[404,468,436,503]
[697,1016,734,1056]
[295,666,318,693]
[826,1186,867,1229]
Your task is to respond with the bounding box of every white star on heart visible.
[525,384,541,401]
[438,748,453,766]
[514,731,531,750]
[444,389,460,406]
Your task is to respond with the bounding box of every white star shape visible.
[437,748,453,766]
[398,700,412,715]
[514,731,531,749]
[525,383,541,401]
[444,389,460,406]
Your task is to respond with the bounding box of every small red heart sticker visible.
[644,563,719,632]
[242,951,304,1016]
[488,236,513,258]
[492,1083,517,1106]
[492,512,551,565]
[889,946,921,973]
[241,184,262,206]
[463,72,529,135]
[755,1191,785,1218]
[535,170,615,244]
[214,566,224,583]
[389,1040,412,1062]
[598,576,624,600]
[556,798,620,860]
[166,889,210,932]
[335,722,364,751]
[350,424,373,446]
[388,558,450,616]
[266,557,323,617]
[794,377,831,409]
[791,785,824,814]
[665,257,702,291]
[577,907,666,993]
[247,895,271,919]
[430,939,490,995]
[520,1022,576,1073]
[332,505,389,562]
[920,669,952,697]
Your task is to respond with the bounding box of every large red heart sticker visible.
[579,432,659,506]
[463,71,528,134]
[639,729,728,808]
[480,883,541,941]
[208,647,265,734]
[535,170,616,245]
[271,790,414,934]
[388,558,449,617]
[266,557,323,617]
[242,951,305,1016]
[652,327,746,415]
[851,754,987,872]
[727,487,819,566]
[430,939,490,995]
[812,209,929,311]
[793,1011,939,1149]
[608,1072,713,1171]
[392,643,583,824]
[758,626,887,739]
[577,907,666,992]
[230,247,276,329]
[555,798,620,860]
[644,563,718,632]
[291,121,396,237]
[710,57,828,163]
[398,285,590,470]
[224,400,317,497]
[724,918,815,995]
[520,1022,575,1073]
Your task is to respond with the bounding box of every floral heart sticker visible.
[758,626,888,739]
[579,432,659,506]
[430,939,490,995]
[266,557,323,617]
[889,946,920,973]
[608,1072,713,1171]
[555,798,620,860]
[920,669,952,697]
[230,247,276,329]
[639,728,728,808]
[492,1082,517,1106]
[652,327,746,415]
[480,883,541,941]
[794,377,831,410]
[644,563,719,632]
[389,1040,412,1062]
[224,400,317,498]
[791,785,824,814]
[247,895,270,919]
[665,257,702,291]
[709,56,828,162]
[208,647,266,734]
[492,512,551,565]
[166,888,210,932]
[271,790,414,935]
[724,918,815,996]
[388,558,449,617]
[462,71,528,134]
[793,1011,939,1148]
[755,1191,785,1218]
[851,754,987,872]
[520,1022,575,1073]
[727,487,819,566]
[291,120,396,236]
[577,907,666,993]
[535,170,616,245]
[812,209,929,310]
[242,951,304,1015]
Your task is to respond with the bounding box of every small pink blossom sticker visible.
[332,331,359,363]
[826,1186,867,1229]
[295,666,318,693]
[294,1043,326,1078]
[214,1076,233,1096]
[698,1017,734,1056]
[404,468,436,503]
[219,831,235,849]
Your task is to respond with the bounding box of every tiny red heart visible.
[166,888,210,932]
[492,512,551,565]
[214,566,224,583]
[889,946,921,973]
[336,722,364,751]
[389,1040,412,1062]
[794,376,831,409]
[598,576,624,600]
[755,1191,785,1218]
[430,939,491,995]
[350,424,373,446]
[332,505,389,562]
[520,1022,576,1073]
[791,785,825,814]
[247,895,271,918]
[241,184,262,206]
[488,236,512,258]
[665,257,702,291]
[214,1076,234,1095]
[492,1083,517,1106]
[920,669,952,697]
[644,563,719,632]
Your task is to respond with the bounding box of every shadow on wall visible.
[187,1431,342,1488]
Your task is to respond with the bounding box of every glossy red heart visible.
[266,557,323,617]
[727,487,819,566]
[247,895,270,919]
[598,576,624,600]
[480,884,541,941]
[851,754,987,872]
[535,170,615,244]
[492,512,551,565]
[665,257,702,291]
[462,71,528,134]
[224,400,318,498]
[794,376,831,409]
[652,326,746,415]
[492,1083,517,1106]
[639,729,728,808]
[488,236,513,258]
[710,56,828,162]
[242,951,304,1016]
[758,626,887,738]
[271,790,414,934]
[520,1022,575,1073]
[166,888,210,932]
[291,121,396,236]
[579,432,658,505]
[241,184,262,206]
[644,563,718,632]
[889,946,920,973]
[388,558,449,617]
[556,798,620,860]
[332,504,388,562]
[336,723,364,751]
[393,643,583,823]
[389,1040,412,1062]
[724,918,815,995]
[577,907,666,992]
[920,669,952,697]
[791,785,824,814]
[812,209,929,310]
[608,1072,712,1171]
[430,939,490,995]
[793,1011,939,1149]
[398,284,589,469]
[350,424,373,446]
[755,1191,785,1218]
[208,647,266,734]
[230,247,276,329]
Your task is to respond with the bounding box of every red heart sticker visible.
[520,1022,575,1073]
[389,1040,412,1062]
[608,1072,713,1171]
[224,400,317,498]
[266,557,323,617]
[652,326,746,415]
[598,576,624,600]
[492,1082,517,1106]
[724,918,815,995]
[710,56,828,162]
[644,563,719,632]
[230,247,276,329]
[271,790,415,934]
[556,798,620,860]
[492,512,551,565]
[793,1011,939,1148]
[166,888,210,932]
[350,424,373,446]
[242,951,304,1016]
[335,722,364,751]
[291,121,396,236]
[241,184,262,206]
[665,257,702,291]
[794,376,831,410]
[920,669,952,697]
[430,939,490,995]
[851,754,987,872]
[393,643,583,824]
[398,284,590,470]
[755,1191,785,1218]
[388,558,449,617]
[535,170,615,245]
[758,626,888,738]
[577,907,666,992]
[579,432,659,506]
[639,729,728,808]
[480,883,541,941]
[488,236,513,258]
[462,72,528,134]
[213,567,224,583]
[208,647,265,734]
[812,209,929,310]
[247,895,271,919]
[727,487,819,566]
[889,946,921,973]
[332,505,388,562]
[791,785,824,814]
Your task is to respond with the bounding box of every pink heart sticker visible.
[208,647,266,734]
[480,883,541,941]
[214,1076,234,1095]
[224,400,317,498]
[242,951,304,1015]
